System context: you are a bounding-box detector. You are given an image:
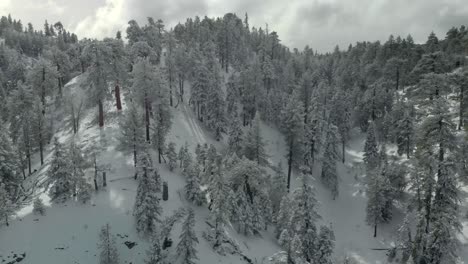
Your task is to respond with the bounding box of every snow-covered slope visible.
[1,73,467,264]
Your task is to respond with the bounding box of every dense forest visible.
[0,12,468,264]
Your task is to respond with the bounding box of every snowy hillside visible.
[2,70,466,264]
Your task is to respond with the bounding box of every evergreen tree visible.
[314,225,335,264]
[33,197,46,215]
[178,143,188,169]
[117,102,146,176]
[242,113,268,165]
[166,142,177,171]
[269,162,287,220]
[134,167,163,236]
[176,208,199,264]
[82,41,112,127]
[145,237,163,264]
[364,124,379,172]
[0,122,22,192]
[69,139,92,203]
[184,163,205,206]
[98,223,119,264]
[26,57,58,110]
[48,138,73,202]
[0,184,14,226]
[321,124,340,199]
[395,105,415,158]
[227,113,243,155]
[366,165,387,237]
[280,91,305,191]
[228,158,270,235]
[132,58,165,142]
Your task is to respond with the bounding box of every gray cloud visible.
[2,0,468,52]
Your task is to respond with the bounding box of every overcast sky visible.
[1,0,468,52]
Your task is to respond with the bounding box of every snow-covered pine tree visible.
[48,138,73,202]
[0,123,22,192]
[276,195,292,239]
[33,197,46,215]
[280,91,305,192]
[151,77,172,164]
[228,158,270,235]
[227,113,243,155]
[395,105,415,158]
[420,96,460,264]
[176,208,199,264]
[82,40,112,127]
[166,142,177,171]
[117,101,145,173]
[314,225,335,264]
[269,162,287,220]
[366,165,387,237]
[131,58,160,142]
[31,98,51,166]
[26,57,58,111]
[330,89,352,163]
[0,184,14,226]
[134,167,163,236]
[103,37,127,111]
[181,146,193,175]
[8,82,34,176]
[98,223,119,264]
[184,163,205,206]
[242,113,269,166]
[145,236,163,264]
[288,174,321,262]
[364,123,379,172]
[178,143,188,169]
[69,140,92,203]
[208,165,230,250]
[321,124,340,199]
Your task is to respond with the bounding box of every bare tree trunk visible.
[459,85,464,130]
[395,67,400,90]
[169,74,173,107]
[287,140,293,192]
[94,155,99,191]
[342,139,346,163]
[26,140,31,175]
[145,98,150,142]
[158,147,162,164]
[39,131,44,165]
[374,223,377,237]
[133,128,137,180]
[98,99,104,127]
[115,84,122,111]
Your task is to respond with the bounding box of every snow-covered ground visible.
[1,73,467,264]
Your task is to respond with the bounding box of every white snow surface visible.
[1,74,467,264]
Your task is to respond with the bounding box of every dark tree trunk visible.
[342,139,346,163]
[158,147,162,164]
[27,144,31,175]
[287,139,293,192]
[98,99,104,127]
[145,98,150,142]
[102,172,107,187]
[406,135,411,159]
[169,74,173,107]
[39,132,44,165]
[374,223,377,237]
[395,67,400,90]
[41,67,46,109]
[459,85,464,130]
[179,76,184,102]
[115,84,122,111]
